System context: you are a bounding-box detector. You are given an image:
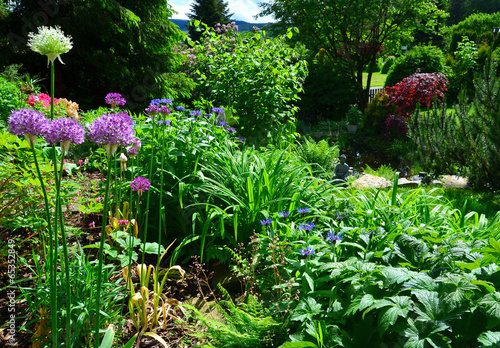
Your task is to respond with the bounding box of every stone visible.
[397,177,419,188]
[351,174,392,189]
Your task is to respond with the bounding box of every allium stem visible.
[56,153,72,345]
[50,62,55,120]
[30,143,58,348]
[95,158,113,347]
[141,122,155,265]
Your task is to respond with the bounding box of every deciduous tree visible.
[259,0,446,110]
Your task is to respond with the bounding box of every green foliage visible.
[0,76,27,126]
[295,137,339,179]
[362,164,396,181]
[186,286,281,347]
[446,12,500,46]
[409,59,500,190]
[385,45,447,87]
[180,23,308,143]
[381,56,396,74]
[298,58,357,124]
[187,0,233,42]
[361,93,395,136]
[259,0,446,109]
[0,0,191,110]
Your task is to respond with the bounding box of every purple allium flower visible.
[45,117,85,152]
[297,207,309,215]
[115,112,134,126]
[105,93,126,107]
[190,110,202,117]
[212,107,225,114]
[218,121,228,126]
[299,246,314,256]
[127,147,138,158]
[176,106,185,111]
[132,137,141,151]
[8,108,49,146]
[87,113,135,157]
[145,104,160,115]
[131,176,151,193]
[159,105,171,115]
[278,211,290,219]
[299,222,315,232]
[260,219,272,226]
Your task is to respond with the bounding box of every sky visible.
[169,0,275,23]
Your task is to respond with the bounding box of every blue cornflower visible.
[204,113,212,119]
[190,110,203,117]
[297,207,309,215]
[236,137,245,143]
[277,211,290,219]
[157,120,172,126]
[326,231,343,243]
[176,106,185,111]
[150,98,172,105]
[336,212,343,222]
[299,222,315,232]
[226,126,236,133]
[299,246,314,256]
[260,219,272,226]
[212,107,225,114]
[218,120,228,126]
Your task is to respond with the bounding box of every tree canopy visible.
[187,0,233,42]
[259,0,446,110]
[0,0,192,110]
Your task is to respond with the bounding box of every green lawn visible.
[363,71,387,88]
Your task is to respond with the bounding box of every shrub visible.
[408,59,500,189]
[0,77,27,126]
[385,45,446,87]
[381,56,396,74]
[179,23,308,143]
[361,92,395,136]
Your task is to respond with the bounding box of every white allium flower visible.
[27,26,73,66]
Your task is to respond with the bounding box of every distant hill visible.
[169,19,271,33]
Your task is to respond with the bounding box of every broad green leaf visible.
[413,290,442,321]
[479,292,500,328]
[478,331,500,347]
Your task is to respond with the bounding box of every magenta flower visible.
[45,117,85,153]
[145,104,160,115]
[127,147,138,158]
[131,176,151,194]
[87,113,135,157]
[105,93,126,107]
[132,137,141,150]
[8,109,49,146]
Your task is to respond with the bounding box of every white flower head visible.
[27,26,73,66]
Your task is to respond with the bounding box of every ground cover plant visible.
[1,22,500,348]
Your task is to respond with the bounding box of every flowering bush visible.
[178,23,308,142]
[28,92,58,108]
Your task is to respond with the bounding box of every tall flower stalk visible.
[87,112,134,346]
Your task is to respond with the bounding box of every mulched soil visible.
[0,170,220,348]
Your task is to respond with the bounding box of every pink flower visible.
[78,159,84,165]
[89,221,95,228]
